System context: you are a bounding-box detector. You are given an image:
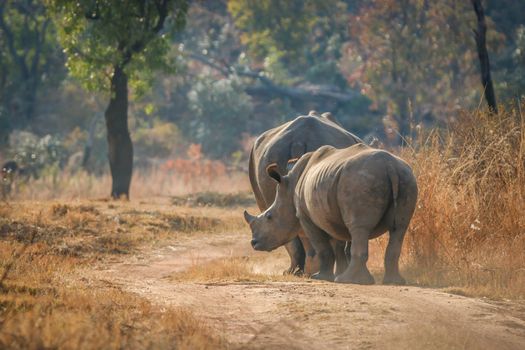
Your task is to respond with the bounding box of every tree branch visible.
[30,19,49,76]
[152,0,169,33]
[186,52,359,103]
[121,0,170,66]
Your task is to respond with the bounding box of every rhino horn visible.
[243,210,256,224]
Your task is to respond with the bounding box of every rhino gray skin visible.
[248,112,363,275]
[244,144,418,284]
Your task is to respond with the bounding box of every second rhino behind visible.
[249,112,362,275]
[244,144,418,285]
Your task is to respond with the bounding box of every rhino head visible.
[244,164,301,251]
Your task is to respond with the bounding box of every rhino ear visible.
[266,163,282,183]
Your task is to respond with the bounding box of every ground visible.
[1,197,524,349]
[88,198,525,350]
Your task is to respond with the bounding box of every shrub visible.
[187,76,253,158]
[133,119,185,160]
[8,131,69,178]
[400,102,525,298]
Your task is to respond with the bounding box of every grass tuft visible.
[171,191,255,208]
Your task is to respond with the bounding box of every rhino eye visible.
[265,212,272,220]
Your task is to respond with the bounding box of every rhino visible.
[248,111,363,275]
[244,144,418,284]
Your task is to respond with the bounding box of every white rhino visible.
[245,144,418,284]
[248,112,363,274]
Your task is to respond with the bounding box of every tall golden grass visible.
[400,102,525,299]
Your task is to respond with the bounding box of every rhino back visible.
[295,145,411,240]
[250,116,362,210]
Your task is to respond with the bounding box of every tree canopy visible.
[48,0,188,93]
[47,0,189,198]
[1,0,524,184]
[0,0,63,141]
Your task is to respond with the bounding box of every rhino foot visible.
[283,266,304,276]
[383,274,406,285]
[304,255,321,276]
[335,270,375,285]
[311,272,334,282]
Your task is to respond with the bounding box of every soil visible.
[94,230,525,349]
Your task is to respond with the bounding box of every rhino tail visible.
[386,161,399,230]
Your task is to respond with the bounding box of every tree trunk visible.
[105,65,133,199]
[22,77,38,123]
[471,0,498,113]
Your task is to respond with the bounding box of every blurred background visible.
[0,0,524,199]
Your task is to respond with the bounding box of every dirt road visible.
[95,229,525,349]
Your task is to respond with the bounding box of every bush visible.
[401,102,525,298]
[8,131,69,178]
[133,119,185,161]
[187,76,253,158]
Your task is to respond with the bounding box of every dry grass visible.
[6,167,249,201]
[171,255,304,283]
[398,102,525,299]
[0,264,225,349]
[0,200,230,349]
[0,200,227,257]
[172,191,255,208]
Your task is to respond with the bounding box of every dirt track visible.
[95,230,525,349]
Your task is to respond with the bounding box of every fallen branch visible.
[187,52,358,103]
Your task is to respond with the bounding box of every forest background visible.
[0,0,524,196]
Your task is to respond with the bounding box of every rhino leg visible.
[283,237,305,275]
[301,235,320,276]
[335,228,375,285]
[331,239,348,276]
[344,241,352,264]
[383,225,407,285]
[384,177,418,284]
[300,216,335,281]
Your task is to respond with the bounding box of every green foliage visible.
[8,131,69,177]
[187,76,253,158]
[511,26,525,95]
[494,24,525,99]
[227,0,348,83]
[48,0,188,93]
[228,0,312,63]
[341,0,506,128]
[133,119,184,159]
[2,0,523,163]
[0,0,64,137]
[335,95,379,136]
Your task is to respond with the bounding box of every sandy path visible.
[95,231,525,349]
